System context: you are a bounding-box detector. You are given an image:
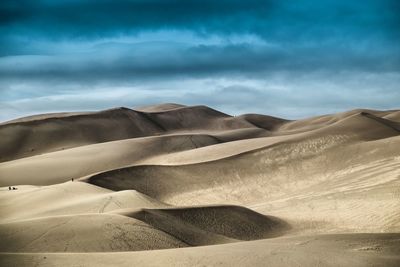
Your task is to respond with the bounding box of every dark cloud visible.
[0,0,270,40]
[0,42,399,86]
[1,0,399,73]
[0,0,399,121]
[1,0,399,45]
[1,0,398,77]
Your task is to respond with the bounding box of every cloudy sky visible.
[1,0,399,121]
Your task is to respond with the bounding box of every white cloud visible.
[1,71,399,122]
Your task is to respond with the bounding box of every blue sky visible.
[1,0,399,121]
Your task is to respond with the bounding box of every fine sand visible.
[0,104,399,266]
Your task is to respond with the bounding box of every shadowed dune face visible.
[125,205,289,245]
[1,104,400,266]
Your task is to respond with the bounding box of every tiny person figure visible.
[8,186,11,190]
[71,178,74,182]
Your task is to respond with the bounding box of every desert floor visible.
[1,104,399,266]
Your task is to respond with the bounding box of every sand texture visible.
[1,104,399,266]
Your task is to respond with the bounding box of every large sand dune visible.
[0,104,399,266]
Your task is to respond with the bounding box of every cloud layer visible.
[1,0,399,121]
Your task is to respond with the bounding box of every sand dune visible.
[0,104,399,266]
[0,134,221,186]
[85,112,400,205]
[278,109,397,133]
[1,234,399,267]
[123,205,288,245]
[0,129,274,186]
[384,110,400,122]
[0,104,283,163]
[0,182,167,223]
[0,214,188,252]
